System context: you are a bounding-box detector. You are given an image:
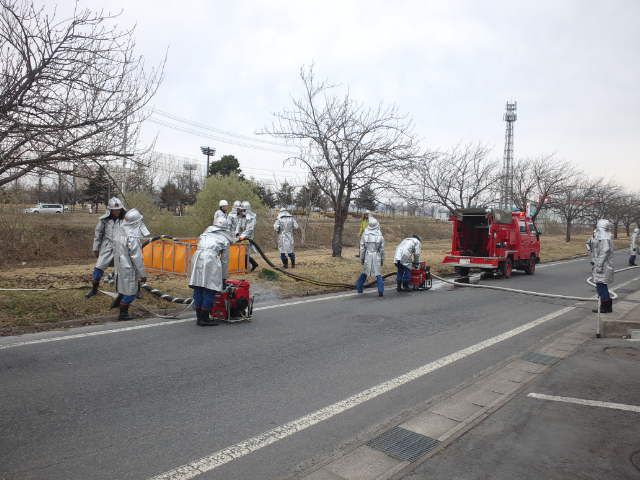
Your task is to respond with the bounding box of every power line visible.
[146,117,296,155]
[152,109,292,148]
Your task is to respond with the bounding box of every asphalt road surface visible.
[1,251,639,480]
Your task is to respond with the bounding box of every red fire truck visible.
[441,208,541,278]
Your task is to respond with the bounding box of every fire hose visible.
[429,264,640,337]
[135,236,396,306]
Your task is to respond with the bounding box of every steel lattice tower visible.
[500,101,517,210]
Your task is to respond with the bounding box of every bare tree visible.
[512,155,575,222]
[402,143,498,215]
[263,65,417,256]
[549,177,600,242]
[0,1,163,187]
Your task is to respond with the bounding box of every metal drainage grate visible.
[366,426,440,462]
[522,352,560,366]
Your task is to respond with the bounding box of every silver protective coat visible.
[360,217,384,277]
[93,213,120,271]
[394,237,422,268]
[113,209,148,296]
[188,226,231,292]
[631,228,639,254]
[274,210,299,254]
[592,219,614,285]
[213,208,229,229]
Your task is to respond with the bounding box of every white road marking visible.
[0,281,446,351]
[527,393,640,413]
[146,306,575,480]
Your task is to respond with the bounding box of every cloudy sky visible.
[82,0,639,189]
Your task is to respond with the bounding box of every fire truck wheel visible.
[454,266,470,277]
[524,255,536,275]
[501,258,513,278]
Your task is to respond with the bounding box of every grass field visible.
[0,229,630,335]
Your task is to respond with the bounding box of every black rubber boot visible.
[282,259,289,269]
[118,304,134,321]
[249,257,258,272]
[110,294,123,309]
[290,255,296,269]
[605,299,613,313]
[85,281,99,299]
[202,310,220,326]
[402,281,411,291]
[397,281,403,292]
[592,300,612,313]
[196,309,206,326]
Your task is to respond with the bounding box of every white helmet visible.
[241,200,251,211]
[279,207,287,212]
[219,199,229,207]
[233,200,241,208]
[122,208,150,237]
[107,197,124,210]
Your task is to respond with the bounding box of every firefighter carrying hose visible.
[86,197,126,299]
[236,200,259,272]
[592,219,614,314]
[394,235,422,292]
[111,209,149,321]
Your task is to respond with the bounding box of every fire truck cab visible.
[442,208,540,278]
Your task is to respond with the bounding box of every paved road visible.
[1,251,639,480]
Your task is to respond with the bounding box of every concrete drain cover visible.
[604,347,640,362]
[522,352,560,365]
[367,426,440,462]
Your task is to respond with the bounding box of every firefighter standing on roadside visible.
[213,200,229,227]
[86,197,126,299]
[274,207,299,268]
[592,219,615,314]
[394,235,422,292]
[629,227,639,266]
[111,209,149,321]
[355,215,385,297]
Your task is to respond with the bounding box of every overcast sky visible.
[81,0,639,190]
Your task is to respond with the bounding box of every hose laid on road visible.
[247,239,396,289]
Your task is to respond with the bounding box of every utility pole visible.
[121,109,129,195]
[200,146,216,178]
[500,101,517,210]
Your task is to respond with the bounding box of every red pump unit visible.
[211,279,254,322]
[410,262,433,290]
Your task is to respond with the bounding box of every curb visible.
[294,318,595,480]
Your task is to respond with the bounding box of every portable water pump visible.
[211,279,254,322]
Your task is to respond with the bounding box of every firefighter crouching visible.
[394,235,422,292]
[86,197,126,299]
[189,216,232,326]
[111,209,149,321]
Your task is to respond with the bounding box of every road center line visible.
[527,393,640,413]
[146,306,575,480]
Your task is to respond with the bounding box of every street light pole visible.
[200,146,216,177]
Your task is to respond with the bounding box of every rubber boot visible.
[397,280,403,292]
[85,281,99,299]
[249,257,258,272]
[402,280,411,292]
[605,299,613,313]
[289,254,296,269]
[355,273,366,294]
[196,309,206,326]
[280,253,288,269]
[110,293,123,309]
[118,304,134,321]
[376,275,384,297]
[202,309,220,326]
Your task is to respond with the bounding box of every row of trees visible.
[0,3,636,256]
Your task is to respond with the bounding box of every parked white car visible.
[24,203,65,214]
